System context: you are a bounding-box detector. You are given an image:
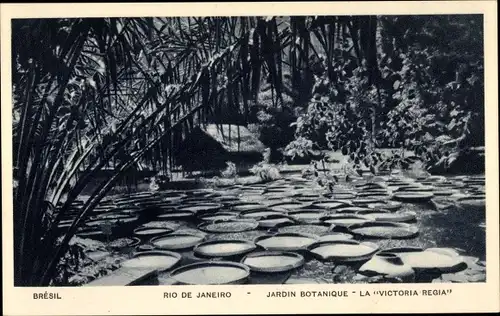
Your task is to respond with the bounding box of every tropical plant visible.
[221,161,238,178]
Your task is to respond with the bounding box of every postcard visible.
[1,1,499,315]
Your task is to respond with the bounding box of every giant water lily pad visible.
[426,175,447,182]
[114,207,141,215]
[463,178,485,185]
[128,192,154,199]
[240,209,285,220]
[348,222,419,239]
[269,201,310,211]
[355,182,385,190]
[182,189,215,197]
[254,233,319,251]
[176,203,222,214]
[352,198,385,205]
[386,180,413,187]
[121,250,181,272]
[307,240,379,262]
[379,247,467,273]
[318,232,354,242]
[296,196,324,203]
[355,209,391,215]
[139,221,181,230]
[194,239,256,258]
[169,261,250,285]
[432,190,455,197]
[363,211,417,223]
[289,210,327,223]
[198,219,259,233]
[457,197,485,211]
[158,193,186,203]
[312,200,352,209]
[239,194,267,203]
[324,193,357,200]
[359,253,415,281]
[262,197,296,206]
[265,186,294,193]
[181,198,215,205]
[92,213,137,222]
[277,224,333,235]
[76,229,106,240]
[320,215,371,228]
[158,191,187,198]
[151,233,205,250]
[358,194,391,201]
[232,202,265,212]
[358,188,389,195]
[335,206,373,214]
[367,201,402,212]
[133,227,174,239]
[294,190,324,199]
[392,191,434,202]
[214,195,240,203]
[89,206,116,214]
[157,210,195,220]
[396,186,434,192]
[242,251,305,273]
[199,212,239,222]
[258,215,295,228]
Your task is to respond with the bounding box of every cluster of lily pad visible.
[62,173,485,285]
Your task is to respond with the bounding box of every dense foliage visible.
[286,15,484,174]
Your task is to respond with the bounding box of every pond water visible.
[74,172,486,285]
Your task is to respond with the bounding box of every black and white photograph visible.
[9,12,490,289]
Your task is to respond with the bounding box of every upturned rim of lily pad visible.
[254,232,320,251]
[133,226,174,237]
[276,222,335,235]
[362,211,417,223]
[169,261,251,285]
[258,215,296,228]
[241,251,305,273]
[122,250,182,272]
[157,210,196,220]
[392,191,434,202]
[267,201,312,210]
[307,239,380,262]
[194,239,257,258]
[197,219,259,233]
[320,214,372,227]
[312,200,353,209]
[240,209,285,219]
[198,211,240,221]
[150,233,206,250]
[347,221,419,239]
[176,203,223,212]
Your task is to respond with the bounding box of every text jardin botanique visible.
[164,289,450,299]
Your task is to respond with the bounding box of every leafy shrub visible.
[249,163,282,182]
[283,136,321,161]
[52,237,122,286]
[221,161,238,178]
[287,15,484,178]
[249,150,281,181]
